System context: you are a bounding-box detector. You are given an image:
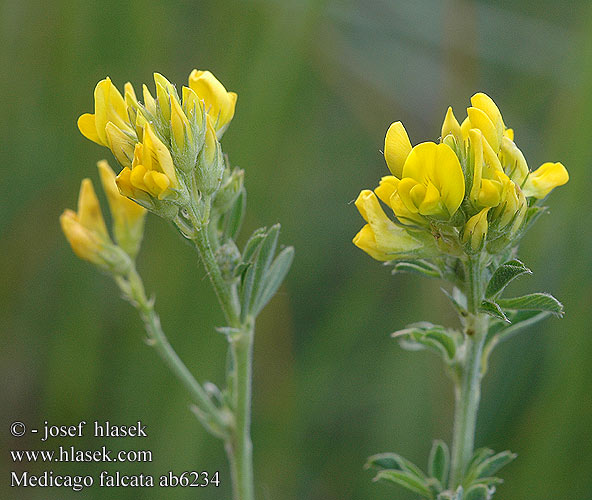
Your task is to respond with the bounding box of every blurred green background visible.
[2,0,591,498]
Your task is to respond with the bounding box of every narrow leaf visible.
[248,224,280,314]
[485,260,532,298]
[252,246,294,316]
[428,440,450,488]
[222,188,246,242]
[464,484,491,500]
[373,470,434,499]
[479,300,509,322]
[474,451,517,479]
[393,260,442,278]
[366,452,428,480]
[497,293,564,317]
[465,448,495,478]
[242,227,267,263]
[424,332,457,360]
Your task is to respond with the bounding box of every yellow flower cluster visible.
[60,161,146,267]
[354,93,569,260]
[77,70,236,203]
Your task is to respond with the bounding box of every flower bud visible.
[97,160,146,258]
[215,240,241,282]
[60,178,130,274]
[462,208,490,252]
[196,116,224,195]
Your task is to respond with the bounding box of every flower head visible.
[353,91,569,264]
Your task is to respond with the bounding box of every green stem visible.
[226,327,255,500]
[449,313,487,488]
[192,226,241,327]
[190,216,255,500]
[116,268,227,435]
[449,255,488,487]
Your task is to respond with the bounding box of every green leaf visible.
[479,300,509,322]
[366,452,428,480]
[464,450,516,486]
[252,246,294,316]
[373,470,434,499]
[247,224,280,314]
[485,259,532,299]
[222,187,246,242]
[465,448,495,477]
[392,324,460,362]
[497,293,564,317]
[464,484,491,500]
[392,260,442,278]
[473,451,517,479]
[241,227,267,264]
[428,440,450,488]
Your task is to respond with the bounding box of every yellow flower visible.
[170,95,192,150]
[522,162,569,198]
[396,142,465,220]
[461,92,505,152]
[492,177,527,231]
[353,190,425,261]
[188,69,237,137]
[116,124,179,200]
[384,121,412,178]
[78,77,136,149]
[468,129,508,208]
[463,208,490,252]
[60,179,111,265]
[499,135,529,186]
[374,176,427,226]
[97,160,146,258]
[441,107,463,146]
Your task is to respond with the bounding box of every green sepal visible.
[479,300,509,323]
[497,293,564,317]
[372,470,434,499]
[428,440,450,489]
[485,259,532,299]
[392,259,442,279]
[464,484,492,500]
[392,323,461,362]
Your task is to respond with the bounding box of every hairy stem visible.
[226,327,255,500]
[449,255,488,487]
[191,216,255,500]
[449,313,487,487]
